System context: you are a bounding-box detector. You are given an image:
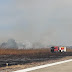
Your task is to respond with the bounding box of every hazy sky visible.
[0,0,72,46]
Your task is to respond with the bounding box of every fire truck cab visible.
[51,46,59,52]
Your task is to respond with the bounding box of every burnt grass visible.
[0,48,72,67]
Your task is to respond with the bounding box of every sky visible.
[0,0,72,46]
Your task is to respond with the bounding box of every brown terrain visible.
[0,48,72,72]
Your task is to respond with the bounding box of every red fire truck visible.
[51,46,66,53]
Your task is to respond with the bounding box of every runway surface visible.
[30,60,72,72]
[13,59,72,72]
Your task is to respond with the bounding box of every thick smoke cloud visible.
[0,39,47,49]
[0,39,18,49]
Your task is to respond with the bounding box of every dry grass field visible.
[0,48,51,59]
[0,48,72,58]
[0,48,72,55]
[0,48,50,55]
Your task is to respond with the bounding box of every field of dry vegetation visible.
[0,48,51,58]
[0,48,72,55]
[0,48,72,58]
[0,48,50,55]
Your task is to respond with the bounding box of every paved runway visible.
[29,61,72,72]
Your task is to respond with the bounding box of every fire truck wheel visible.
[60,50,61,52]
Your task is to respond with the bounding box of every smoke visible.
[32,42,45,49]
[0,39,18,49]
[0,39,47,49]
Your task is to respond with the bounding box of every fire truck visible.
[51,46,66,53]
